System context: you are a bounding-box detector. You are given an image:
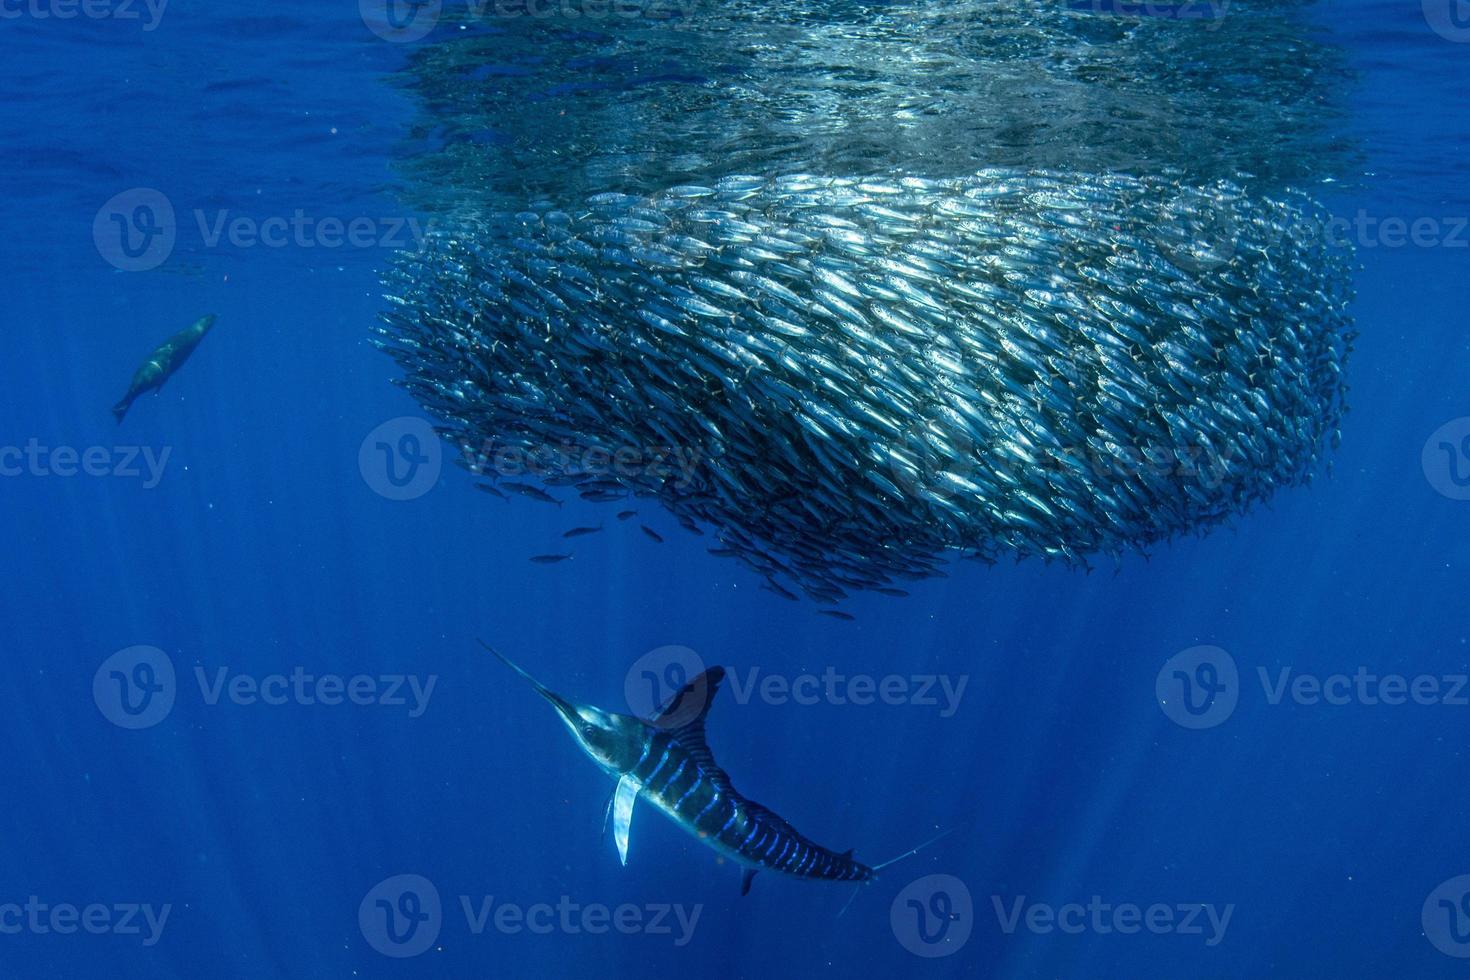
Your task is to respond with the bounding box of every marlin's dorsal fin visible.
[652,667,767,821]
[652,666,726,732]
[653,667,739,797]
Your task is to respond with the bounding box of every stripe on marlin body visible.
[481,640,958,896]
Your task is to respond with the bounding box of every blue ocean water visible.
[1,1,1468,977]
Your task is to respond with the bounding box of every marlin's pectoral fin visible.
[601,788,616,843]
[741,869,757,896]
[612,773,642,866]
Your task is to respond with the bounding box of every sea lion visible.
[113,314,217,424]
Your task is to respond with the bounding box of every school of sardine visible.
[373,169,1354,602]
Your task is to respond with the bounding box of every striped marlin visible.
[484,642,944,896]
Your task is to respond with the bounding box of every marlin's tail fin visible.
[112,399,130,424]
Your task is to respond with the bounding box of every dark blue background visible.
[1,1,1467,976]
